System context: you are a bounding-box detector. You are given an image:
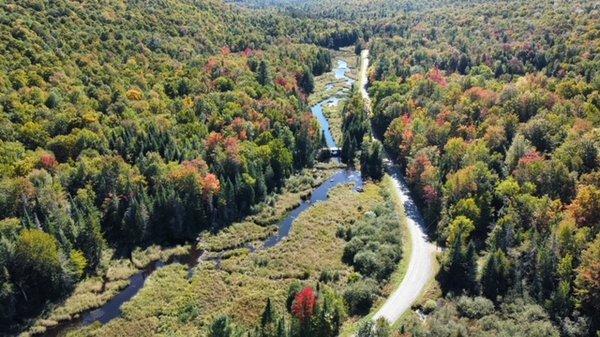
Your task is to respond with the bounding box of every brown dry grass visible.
[69,180,386,337]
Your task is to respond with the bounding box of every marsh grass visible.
[25,166,341,336]
[323,102,344,144]
[199,222,275,252]
[309,48,359,106]
[68,179,391,337]
[35,51,386,337]
[23,244,192,336]
[199,165,340,253]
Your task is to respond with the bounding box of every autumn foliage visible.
[292,287,317,323]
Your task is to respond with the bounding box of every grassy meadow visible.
[22,164,341,337]
[67,174,406,337]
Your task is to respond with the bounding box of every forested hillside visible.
[235,0,600,335]
[1,0,599,336]
[364,0,599,336]
[0,0,354,332]
[226,0,496,21]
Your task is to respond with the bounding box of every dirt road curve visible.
[358,49,372,112]
[359,49,439,324]
[373,162,439,323]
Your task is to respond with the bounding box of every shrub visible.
[319,269,340,283]
[292,287,317,323]
[456,296,494,319]
[422,299,437,314]
[343,278,378,315]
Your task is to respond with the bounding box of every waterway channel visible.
[40,54,361,337]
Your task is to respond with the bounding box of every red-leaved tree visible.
[292,287,317,324]
[39,153,58,170]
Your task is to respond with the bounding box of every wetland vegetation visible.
[1,1,598,337]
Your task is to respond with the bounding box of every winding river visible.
[40,55,361,337]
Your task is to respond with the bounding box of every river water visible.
[311,59,351,148]
[40,55,360,337]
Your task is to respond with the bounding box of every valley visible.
[1,1,598,337]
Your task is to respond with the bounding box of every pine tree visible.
[445,229,466,290]
[0,266,16,326]
[261,298,278,337]
[209,316,236,337]
[480,249,512,300]
[72,189,104,271]
[286,281,302,313]
[299,67,314,94]
[257,60,272,86]
[121,190,151,246]
[276,318,287,337]
[464,241,479,294]
[262,298,276,327]
[440,231,479,295]
[360,139,384,180]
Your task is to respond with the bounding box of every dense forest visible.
[227,0,600,336]
[225,0,496,21]
[364,0,599,336]
[1,0,598,336]
[0,0,362,332]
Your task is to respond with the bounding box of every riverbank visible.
[66,174,406,337]
[24,48,415,337]
[308,47,358,106]
[22,163,343,337]
[21,244,191,336]
[24,52,363,337]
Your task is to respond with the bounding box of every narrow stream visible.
[263,169,362,248]
[311,59,351,148]
[40,55,360,337]
[311,97,340,148]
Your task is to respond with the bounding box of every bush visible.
[344,278,379,315]
[341,196,403,281]
[319,269,340,283]
[343,236,365,263]
[456,296,495,319]
[422,299,437,314]
[353,250,382,276]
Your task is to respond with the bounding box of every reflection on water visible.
[334,60,353,85]
[312,100,338,148]
[312,58,354,149]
